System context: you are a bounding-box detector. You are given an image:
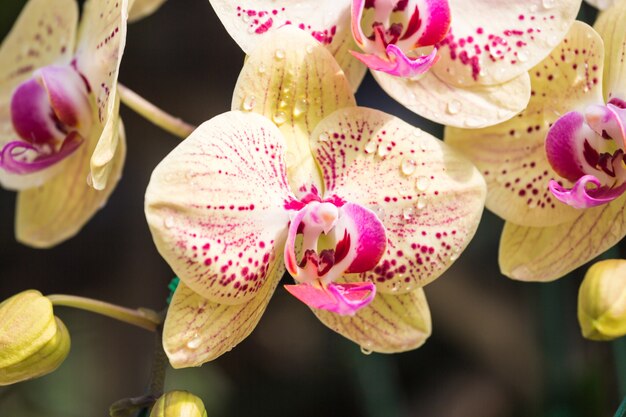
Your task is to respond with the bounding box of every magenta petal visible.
[549,175,626,209]
[284,281,376,316]
[545,111,588,182]
[350,45,438,78]
[10,78,64,145]
[339,202,386,273]
[413,0,451,47]
[586,103,626,148]
[37,66,90,128]
[0,132,84,175]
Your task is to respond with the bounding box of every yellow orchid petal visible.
[163,273,281,368]
[145,112,292,304]
[127,0,167,22]
[231,26,356,195]
[446,21,604,228]
[594,0,626,99]
[372,70,531,128]
[90,94,123,191]
[313,285,431,353]
[0,0,77,99]
[15,116,126,248]
[73,0,128,190]
[310,107,486,294]
[499,193,626,281]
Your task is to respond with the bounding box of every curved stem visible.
[615,396,626,417]
[47,294,161,331]
[117,83,196,139]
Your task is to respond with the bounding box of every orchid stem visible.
[117,83,195,139]
[615,396,626,417]
[47,294,161,332]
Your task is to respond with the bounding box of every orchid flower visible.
[145,28,486,367]
[208,0,581,128]
[444,13,626,282]
[0,0,131,247]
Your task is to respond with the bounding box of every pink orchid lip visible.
[546,109,626,208]
[283,190,386,315]
[3,64,92,175]
[350,0,451,77]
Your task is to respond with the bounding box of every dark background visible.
[0,1,621,416]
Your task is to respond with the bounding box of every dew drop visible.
[186,335,201,350]
[258,64,266,74]
[275,49,285,60]
[415,176,430,192]
[292,98,307,117]
[364,140,378,154]
[369,203,386,219]
[529,3,539,12]
[318,132,330,142]
[278,100,288,109]
[242,14,250,22]
[464,117,485,128]
[360,346,373,355]
[528,199,538,209]
[242,95,256,111]
[542,0,555,9]
[446,100,462,115]
[402,206,414,220]
[164,216,175,229]
[273,111,287,125]
[417,198,427,210]
[377,143,390,158]
[306,45,314,54]
[450,251,460,261]
[401,157,417,175]
[517,51,529,63]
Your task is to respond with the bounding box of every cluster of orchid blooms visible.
[2,0,626,400]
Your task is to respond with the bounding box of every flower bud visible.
[150,391,207,417]
[578,259,626,341]
[0,290,70,385]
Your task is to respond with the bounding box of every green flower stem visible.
[615,395,626,417]
[614,336,626,398]
[117,83,195,139]
[47,294,161,331]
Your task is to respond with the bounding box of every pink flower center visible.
[0,64,92,175]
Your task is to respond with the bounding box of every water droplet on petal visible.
[417,198,427,210]
[306,45,314,54]
[529,3,538,12]
[402,207,414,219]
[242,95,256,111]
[275,49,285,60]
[369,203,385,219]
[377,143,390,158]
[242,14,250,22]
[293,98,307,117]
[360,346,373,355]
[186,335,201,350]
[364,140,378,154]
[542,0,555,9]
[164,216,175,229]
[415,176,430,191]
[446,100,462,115]
[401,157,417,175]
[464,117,485,128]
[273,111,287,125]
[258,64,266,74]
[318,132,330,142]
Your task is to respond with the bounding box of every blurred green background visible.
[0,1,622,416]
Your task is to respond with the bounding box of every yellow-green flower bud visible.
[578,259,626,341]
[0,290,70,385]
[150,391,207,417]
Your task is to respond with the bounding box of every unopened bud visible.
[150,391,207,417]
[0,290,70,385]
[578,259,626,341]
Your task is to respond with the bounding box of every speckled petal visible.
[210,0,366,91]
[313,284,431,353]
[500,192,626,281]
[311,107,486,294]
[127,0,167,22]
[373,67,530,128]
[595,0,626,100]
[145,111,293,305]
[232,27,356,196]
[446,22,604,227]
[0,0,78,189]
[434,0,581,87]
[15,115,126,248]
[163,274,281,368]
[74,0,128,190]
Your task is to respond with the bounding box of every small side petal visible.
[74,0,128,189]
[15,117,126,248]
[433,0,580,87]
[446,22,604,227]
[163,272,281,368]
[311,107,486,294]
[145,111,293,305]
[284,282,375,316]
[549,175,626,208]
[373,69,531,128]
[313,285,431,353]
[499,193,626,281]
[232,27,356,195]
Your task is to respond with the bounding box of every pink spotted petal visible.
[350,45,438,77]
[284,281,376,316]
[545,111,588,182]
[0,132,83,175]
[37,65,91,131]
[549,175,626,208]
[586,102,626,148]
